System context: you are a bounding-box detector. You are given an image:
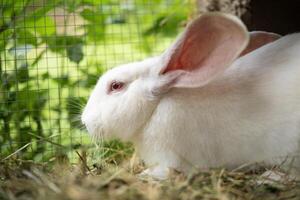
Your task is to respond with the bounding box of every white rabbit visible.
[82,13,300,179]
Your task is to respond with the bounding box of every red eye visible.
[110,81,124,92]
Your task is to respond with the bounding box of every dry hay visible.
[1,154,300,200]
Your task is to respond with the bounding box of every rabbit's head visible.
[81,13,279,141]
[81,57,163,141]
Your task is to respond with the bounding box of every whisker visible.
[70,115,83,123]
[78,126,87,132]
[66,98,87,112]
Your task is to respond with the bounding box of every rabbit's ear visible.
[239,31,281,57]
[158,13,249,88]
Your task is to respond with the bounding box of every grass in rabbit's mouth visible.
[1,150,300,200]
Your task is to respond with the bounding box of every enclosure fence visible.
[0,0,194,161]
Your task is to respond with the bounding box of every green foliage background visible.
[0,0,193,162]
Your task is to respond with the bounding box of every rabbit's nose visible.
[81,111,92,129]
[81,114,86,125]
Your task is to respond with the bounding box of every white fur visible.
[82,14,300,179]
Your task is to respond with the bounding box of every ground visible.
[1,151,300,200]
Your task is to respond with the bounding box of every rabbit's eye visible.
[110,81,124,92]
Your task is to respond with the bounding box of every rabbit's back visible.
[140,33,300,172]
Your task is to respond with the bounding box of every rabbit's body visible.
[139,34,300,174]
[82,13,300,179]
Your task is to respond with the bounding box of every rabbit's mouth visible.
[88,124,107,141]
[83,122,104,140]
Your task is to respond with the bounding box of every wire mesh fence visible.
[0,0,194,162]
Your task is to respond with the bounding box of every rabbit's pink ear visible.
[239,31,281,57]
[159,13,249,88]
